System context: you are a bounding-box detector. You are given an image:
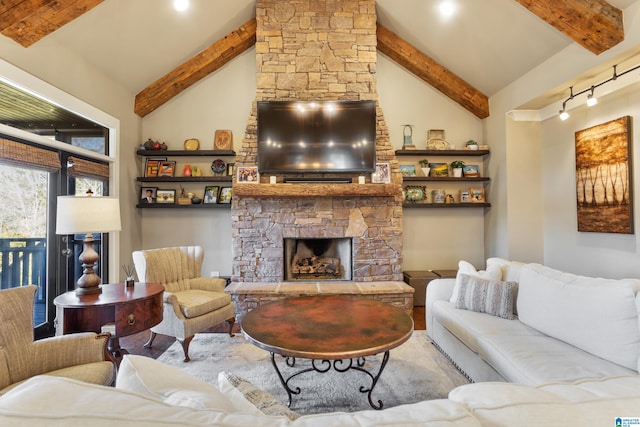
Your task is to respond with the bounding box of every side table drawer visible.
[115,300,148,336]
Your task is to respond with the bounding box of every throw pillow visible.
[116,355,236,412]
[450,260,502,303]
[218,371,300,421]
[455,274,516,319]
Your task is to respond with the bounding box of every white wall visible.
[540,82,640,278]
[377,53,486,269]
[485,0,640,274]
[139,48,256,276]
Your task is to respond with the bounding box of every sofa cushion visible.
[450,260,502,303]
[176,289,232,318]
[517,264,640,371]
[455,274,516,319]
[476,334,636,385]
[449,379,640,427]
[116,355,236,413]
[433,300,541,354]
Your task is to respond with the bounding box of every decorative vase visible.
[453,168,463,178]
[421,167,431,177]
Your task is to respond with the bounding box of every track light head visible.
[586,87,597,106]
[559,109,570,121]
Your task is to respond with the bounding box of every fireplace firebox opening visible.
[284,238,353,281]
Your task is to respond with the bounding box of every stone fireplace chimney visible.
[231,0,403,286]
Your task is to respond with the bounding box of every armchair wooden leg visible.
[226,317,235,337]
[143,331,157,349]
[178,335,194,362]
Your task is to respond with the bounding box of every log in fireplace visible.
[284,238,352,281]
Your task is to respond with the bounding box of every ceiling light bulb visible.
[587,93,598,107]
[173,0,189,12]
[559,110,570,121]
[438,0,457,18]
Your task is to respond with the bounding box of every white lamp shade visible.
[56,196,122,235]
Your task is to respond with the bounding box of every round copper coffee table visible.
[241,295,414,409]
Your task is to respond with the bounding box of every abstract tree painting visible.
[575,116,633,234]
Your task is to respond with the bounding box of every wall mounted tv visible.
[257,100,376,174]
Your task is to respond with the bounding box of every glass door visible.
[0,164,50,334]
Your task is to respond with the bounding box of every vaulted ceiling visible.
[0,0,637,130]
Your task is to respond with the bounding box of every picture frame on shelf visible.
[214,130,233,151]
[144,157,166,177]
[429,163,448,177]
[237,166,259,183]
[372,162,390,183]
[463,165,481,177]
[203,186,219,204]
[156,189,176,204]
[158,161,176,177]
[469,187,485,203]
[219,187,232,204]
[140,187,157,204]
[399,165,416,177]
[460,190,471,203]
[226,163,235,176]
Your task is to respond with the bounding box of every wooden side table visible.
[54,282,164,366]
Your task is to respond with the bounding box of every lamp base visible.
[75,234,103,295]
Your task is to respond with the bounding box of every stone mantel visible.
[234,183,402,198]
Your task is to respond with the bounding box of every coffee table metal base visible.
[271,351,390,410]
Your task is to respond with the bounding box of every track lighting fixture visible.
[558,63,640,120]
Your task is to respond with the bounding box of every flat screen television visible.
[257,100,376,173]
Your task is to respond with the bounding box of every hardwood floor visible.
[120,306,426,359]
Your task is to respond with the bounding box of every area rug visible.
[156,330,469,415]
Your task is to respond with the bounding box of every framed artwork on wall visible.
[575,116,633,234]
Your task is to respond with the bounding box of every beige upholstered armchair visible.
[0,286,114,395]
[132,246,235,362]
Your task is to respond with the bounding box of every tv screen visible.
[257,100,376,173]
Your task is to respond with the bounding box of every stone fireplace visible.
[226,0,413,321]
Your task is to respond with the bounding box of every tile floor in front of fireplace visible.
[120,307,426,360]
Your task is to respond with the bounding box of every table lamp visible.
[56,195,122,295]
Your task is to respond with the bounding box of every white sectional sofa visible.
[0,354,639,426]
[426,258,640,384]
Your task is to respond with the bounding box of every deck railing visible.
[0,238,46,302]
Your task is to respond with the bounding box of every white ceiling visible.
[21,0,640,100]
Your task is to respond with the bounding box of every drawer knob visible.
[127,314,136,325]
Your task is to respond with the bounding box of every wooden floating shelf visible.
[402,176,490,182]
[137,176,232,183]
[233,183,402,198]
[395,149,489,156]
[136,203,231,209]
[136,149,236,157]
[403,202,491,208]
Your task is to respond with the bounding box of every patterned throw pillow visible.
[449,260,502,303]
[218,372,300,420]
[455,274,516,319]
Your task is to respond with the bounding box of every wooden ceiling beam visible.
[514,0,624,55]
[376,23,490,119]
[134,18,257,118]
[0,0,104,47]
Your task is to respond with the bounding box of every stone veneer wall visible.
[231,0,403,283]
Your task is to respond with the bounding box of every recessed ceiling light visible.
[173,0,189,12]
[438,0,457,18]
